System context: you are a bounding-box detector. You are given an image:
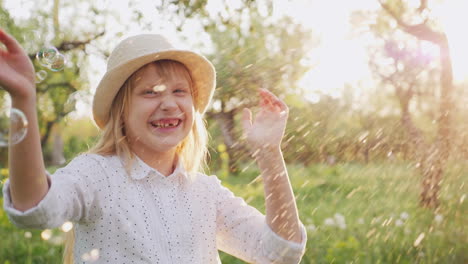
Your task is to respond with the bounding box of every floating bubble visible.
[0,108,29,147]
[35,70,48,83]
[36,46,59,67]
[49,53,66,72]
[64,92,79,113]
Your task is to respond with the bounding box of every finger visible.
[260,89,280,107]
[260,88,288,112]
[241,108,252,132]
[261,92,284,114]
[274,97,288,113]
[0,29,22,54]
[259,88,279,101]
[259,90,277,112]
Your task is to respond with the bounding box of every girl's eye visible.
[174,89,187,93]
[143,90,159,95]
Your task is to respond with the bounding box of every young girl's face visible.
[124,62,194,155]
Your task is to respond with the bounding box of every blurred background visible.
[0,0,467,263]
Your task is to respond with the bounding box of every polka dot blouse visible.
[3,154,307,263]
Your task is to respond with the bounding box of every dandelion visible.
[306,224,317,232]
[323,218,335,226]
[334,213,346,229]
[24,231,32,238]
[400,212,409,220]
[434,214,443,223]
[395,219,404,227]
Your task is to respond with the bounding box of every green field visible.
[1,161,467,263]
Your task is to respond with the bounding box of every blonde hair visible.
[62,60,209,264]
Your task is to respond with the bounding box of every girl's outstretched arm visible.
[0,28,48,211]
[242,88,303,243]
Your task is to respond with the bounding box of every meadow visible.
[0,161,467,263]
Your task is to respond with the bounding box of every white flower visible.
[434,214,443,223]
[400,212,409,220]
[334,213,346,229]
[337,222,347,230]
[395,219,404,227]
[306,224,317,232]
[323,218,335,226]
[24,232,32,239]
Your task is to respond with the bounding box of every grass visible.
[1,161,467,263]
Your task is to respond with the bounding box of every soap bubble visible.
[64,92,79,113]
[36,46,66,72]
[35,70,48,83]
[49,53,66,72]
[36,46,59,67]
[0,108,29,147]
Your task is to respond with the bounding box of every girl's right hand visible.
[0,28,36,100]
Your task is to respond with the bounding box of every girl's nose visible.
[160,96,178,111]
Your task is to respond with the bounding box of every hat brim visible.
[92,49,215,129]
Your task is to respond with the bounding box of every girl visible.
[0,29,307,263]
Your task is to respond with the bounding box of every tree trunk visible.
[51,130,65,166]
[214,110,242,174]
[418,39,453,208]
[41,121,55,147]
[379,0,455,209]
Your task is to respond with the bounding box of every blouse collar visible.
[129,154,189,185]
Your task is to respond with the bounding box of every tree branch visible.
[379,1,444,44]
[28,31,105,60]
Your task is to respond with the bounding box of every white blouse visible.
[3,154,307,263]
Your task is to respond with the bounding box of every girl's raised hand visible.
[0,28,36,100]
[241,88,289,153]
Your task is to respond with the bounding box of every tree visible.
[157,1,314,173]
[366,0,455,208]
[0,1,105,166]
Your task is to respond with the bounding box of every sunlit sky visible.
[4,0,468,115]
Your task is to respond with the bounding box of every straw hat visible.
[92,34,216,129]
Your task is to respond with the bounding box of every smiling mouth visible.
[150,119,182,128]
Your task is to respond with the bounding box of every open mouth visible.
[150,119,182,129]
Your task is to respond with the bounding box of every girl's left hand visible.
[241,88,289,153]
